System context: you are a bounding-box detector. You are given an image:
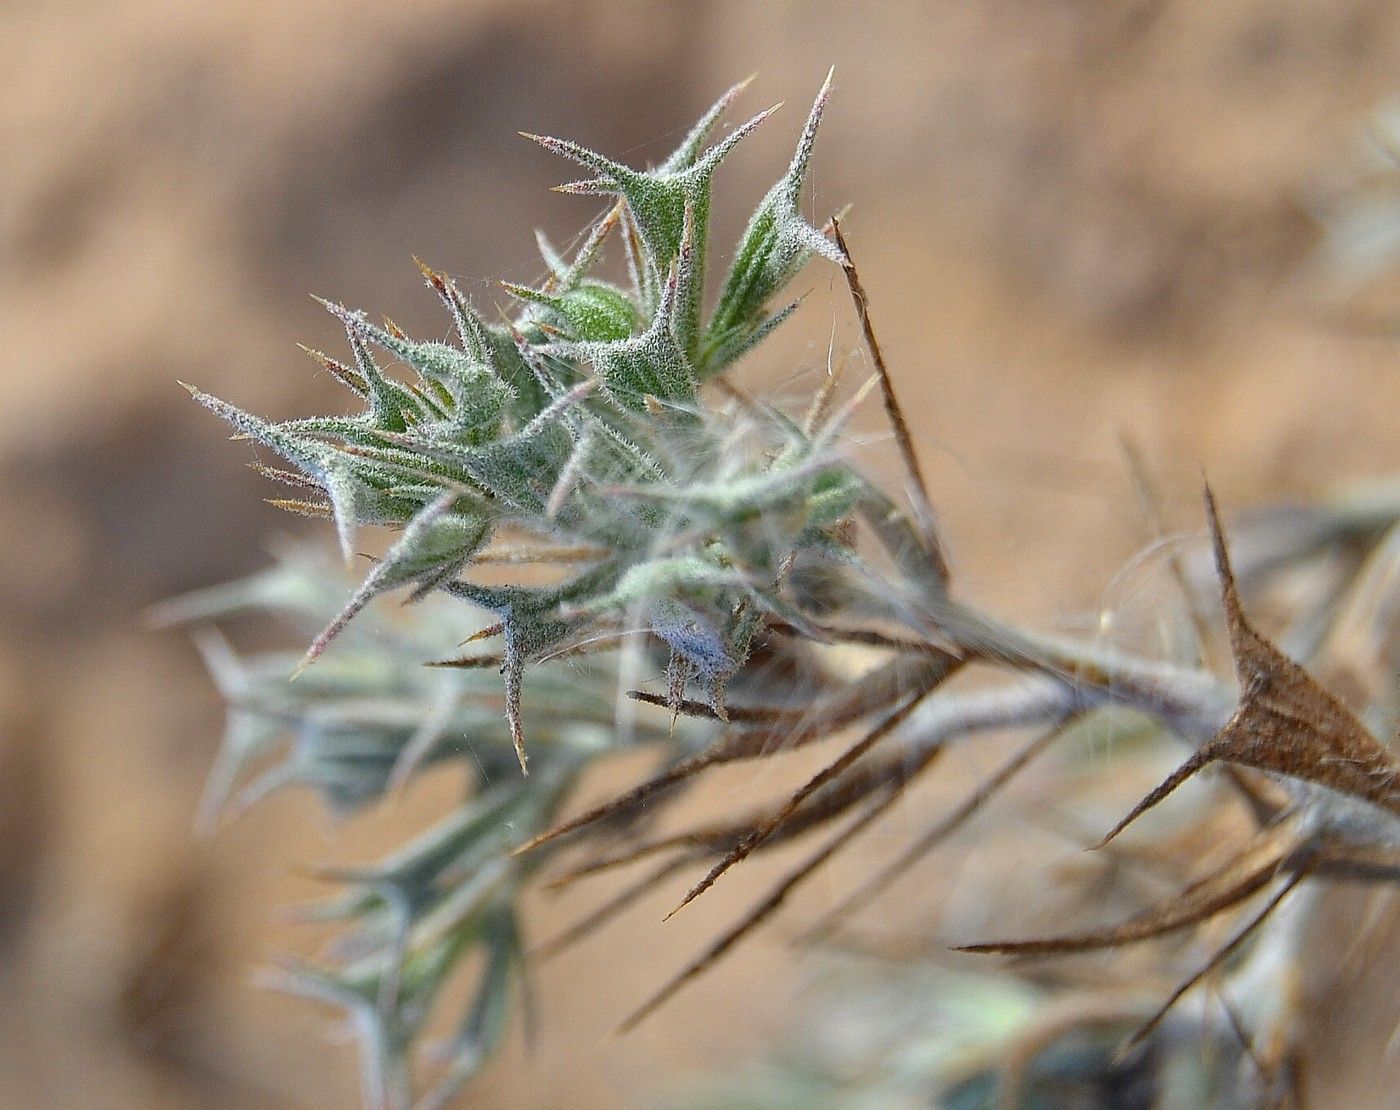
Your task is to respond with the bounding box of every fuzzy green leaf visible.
[705,69,846,373]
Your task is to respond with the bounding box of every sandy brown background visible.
[2,1,1398,1106]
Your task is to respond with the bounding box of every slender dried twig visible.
[803,718,1071,943]
[549,740,946,890]
[514,652,959,859]
[832,218,950,585]
[1117,869,1308,1056]
[957,822,1298,956]
[618,788,902,1033]
[662,680,945,920]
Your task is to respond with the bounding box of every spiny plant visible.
[182,73,855,779]
[169,74,1400,1108]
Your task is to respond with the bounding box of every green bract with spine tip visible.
[704,67,847,372]
[502,279,639,342]
[524,92,776,354]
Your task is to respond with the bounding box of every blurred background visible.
[2,1,1398,1106]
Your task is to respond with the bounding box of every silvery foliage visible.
[173,73,895,1107]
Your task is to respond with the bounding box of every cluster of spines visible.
[185,72,853,773]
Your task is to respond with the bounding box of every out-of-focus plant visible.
[167,74,1400,1108]
[1310,99,1400,301]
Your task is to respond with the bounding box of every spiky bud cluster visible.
[185,73,857,778]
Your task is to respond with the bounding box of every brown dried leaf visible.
[510,728,796,861]
[552,741,945,892]
[512,652,960,858]
[956,823,1298,956]
[1205,486,1400,810]
[1118,870,1307,1056]
[1097,487,1400,847]
[805,719,1070,944]
[619,777,917,1033]
[832,219,949,586]
[663,676,947,921]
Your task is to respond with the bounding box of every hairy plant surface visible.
[172,75,1400,1108]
